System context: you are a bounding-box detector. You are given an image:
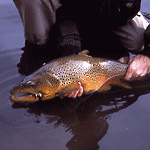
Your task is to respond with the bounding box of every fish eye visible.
[27,81,35,86]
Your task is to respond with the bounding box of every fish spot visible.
[47,60,93,86]
[100,61,128,74]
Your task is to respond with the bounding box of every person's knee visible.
[13,0,43,6]
[13,0,33,4]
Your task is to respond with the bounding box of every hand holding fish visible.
[124,55,150,80]
[67,54,150,98]
[64,82,83,98]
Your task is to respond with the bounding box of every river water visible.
[1,0,150,149]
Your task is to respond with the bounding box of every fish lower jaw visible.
[10,92,41,103]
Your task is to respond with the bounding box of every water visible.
[1,1,150,149]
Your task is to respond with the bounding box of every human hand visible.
[113,13,149,52]
[43,63,84,98]
[64,82,83,98]
[124,55,150,80]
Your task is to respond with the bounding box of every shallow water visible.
[1,1,150,150]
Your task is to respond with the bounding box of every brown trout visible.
[10,50,130,103]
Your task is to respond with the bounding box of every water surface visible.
[1,1,150,149]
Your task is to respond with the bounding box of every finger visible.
[133,65,147,77]
[76,82,83,97]
[77,84,83,97]
[72,89,80,98]
[129,57,134,64]
[68,82,83,98]
[68,91,74,98]
[125,58,140,80]
[132,68,142,77]
[77,81,81,86]
[147,67,150,74]
[140,67,148,77]
[114,30,127,39]
[128,67,147,80]
[124,72,133,80]
[64,94,68,97]
[61,93,68,99]
[124,66,133,80]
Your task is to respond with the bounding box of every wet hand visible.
[124,55,150,80]
[64,82,83,98]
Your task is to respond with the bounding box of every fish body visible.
[10,50,130,103]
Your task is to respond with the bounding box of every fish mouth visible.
[10,92,43,103]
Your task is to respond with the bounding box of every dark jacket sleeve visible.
[55,18,82,56]
[140,25,150,57]
[60,0,141,29]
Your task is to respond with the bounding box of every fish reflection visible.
[11,84,148,150]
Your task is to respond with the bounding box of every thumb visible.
[124,65,133,80]
[129,57,134,64]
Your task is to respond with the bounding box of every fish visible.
[10,50,130,103]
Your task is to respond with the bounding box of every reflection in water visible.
[12,85,150,149]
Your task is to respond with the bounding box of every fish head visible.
[10,72,61,103]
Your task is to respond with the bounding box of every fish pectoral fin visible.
[96,81,131,93]
[56,82,80,97]
[96,78,131,93]
[96,84,112,92]
[112,81,131,89]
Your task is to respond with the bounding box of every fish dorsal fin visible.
[79,50,89,55]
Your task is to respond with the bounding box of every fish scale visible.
[47,60,93,86]
[10,50,130,103]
